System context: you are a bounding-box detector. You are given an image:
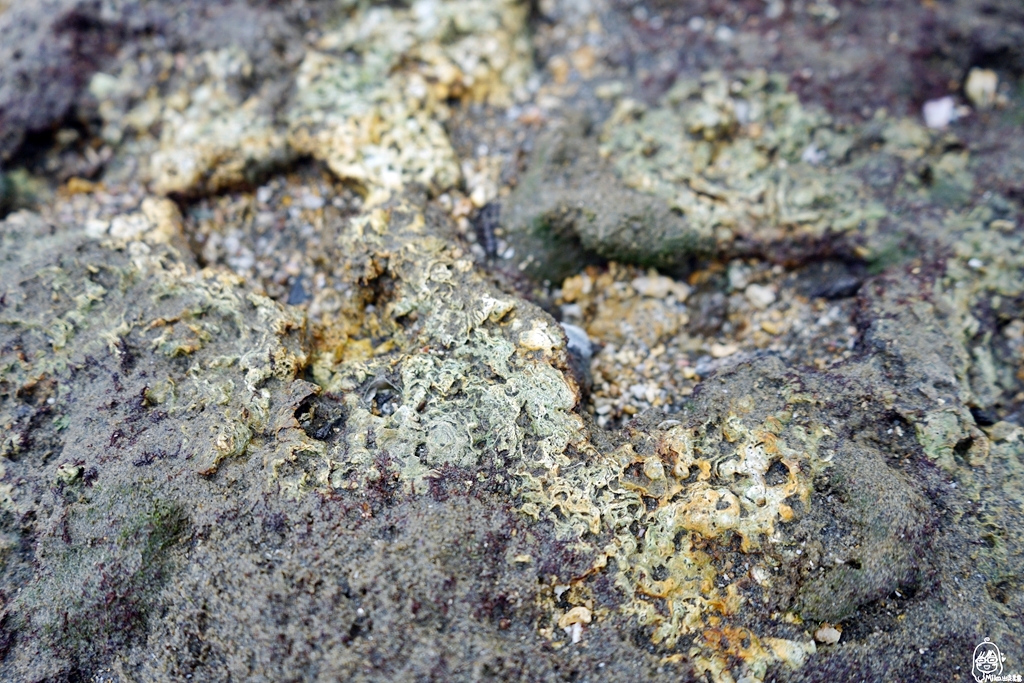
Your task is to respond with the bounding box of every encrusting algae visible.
[3,0,1024,679]
[289,0,530,199]
[600,69,882,249]
[280,200,588,497]
[0,204,307,483]
[248,196,836,680]
[90,0,531,201]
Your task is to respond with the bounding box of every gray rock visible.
[502,115,704,282]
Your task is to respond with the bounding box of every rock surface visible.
[1,1,1024,682]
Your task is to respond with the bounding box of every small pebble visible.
[561,323,593,361]
[557,606,592,629]
[814,625,841,645]
[965,68,998,109]
[301,193,325,210]
[632,275,672,298]
[986,421,1021,443]
[710,343,738,358]
[800,144,826,165]
[84,218,110,239]
[745,284,776,310]
[923,97,956,129]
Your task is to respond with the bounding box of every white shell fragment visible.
[814,625,842,645]
[923,96,956,130]
[557,606,592,644]
[965,68,998,109]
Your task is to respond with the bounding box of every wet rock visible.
[502,114,705,282]
[799,260,865,300]
[561,322,594,398]
[744,283,776,310]
[473,201,502,259]
[0,0,115,160]
[970,405,998,427]
[925,0,1024,83]
[502,71,904,276]
[0,172,9,213]
[796,440,929,623]
[3,1,1024,681]
[687,289,729,337]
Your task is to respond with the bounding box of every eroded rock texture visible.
[1,0,1024,681]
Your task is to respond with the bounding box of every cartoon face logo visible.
[973,638,1005,682]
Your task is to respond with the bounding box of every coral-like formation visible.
[89,0,531,199]
[2,0,1024,681]
[603,71,881,244]
[275,200,589,496]
[289,0,529,197]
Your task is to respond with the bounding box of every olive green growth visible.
[19,492,188,663]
